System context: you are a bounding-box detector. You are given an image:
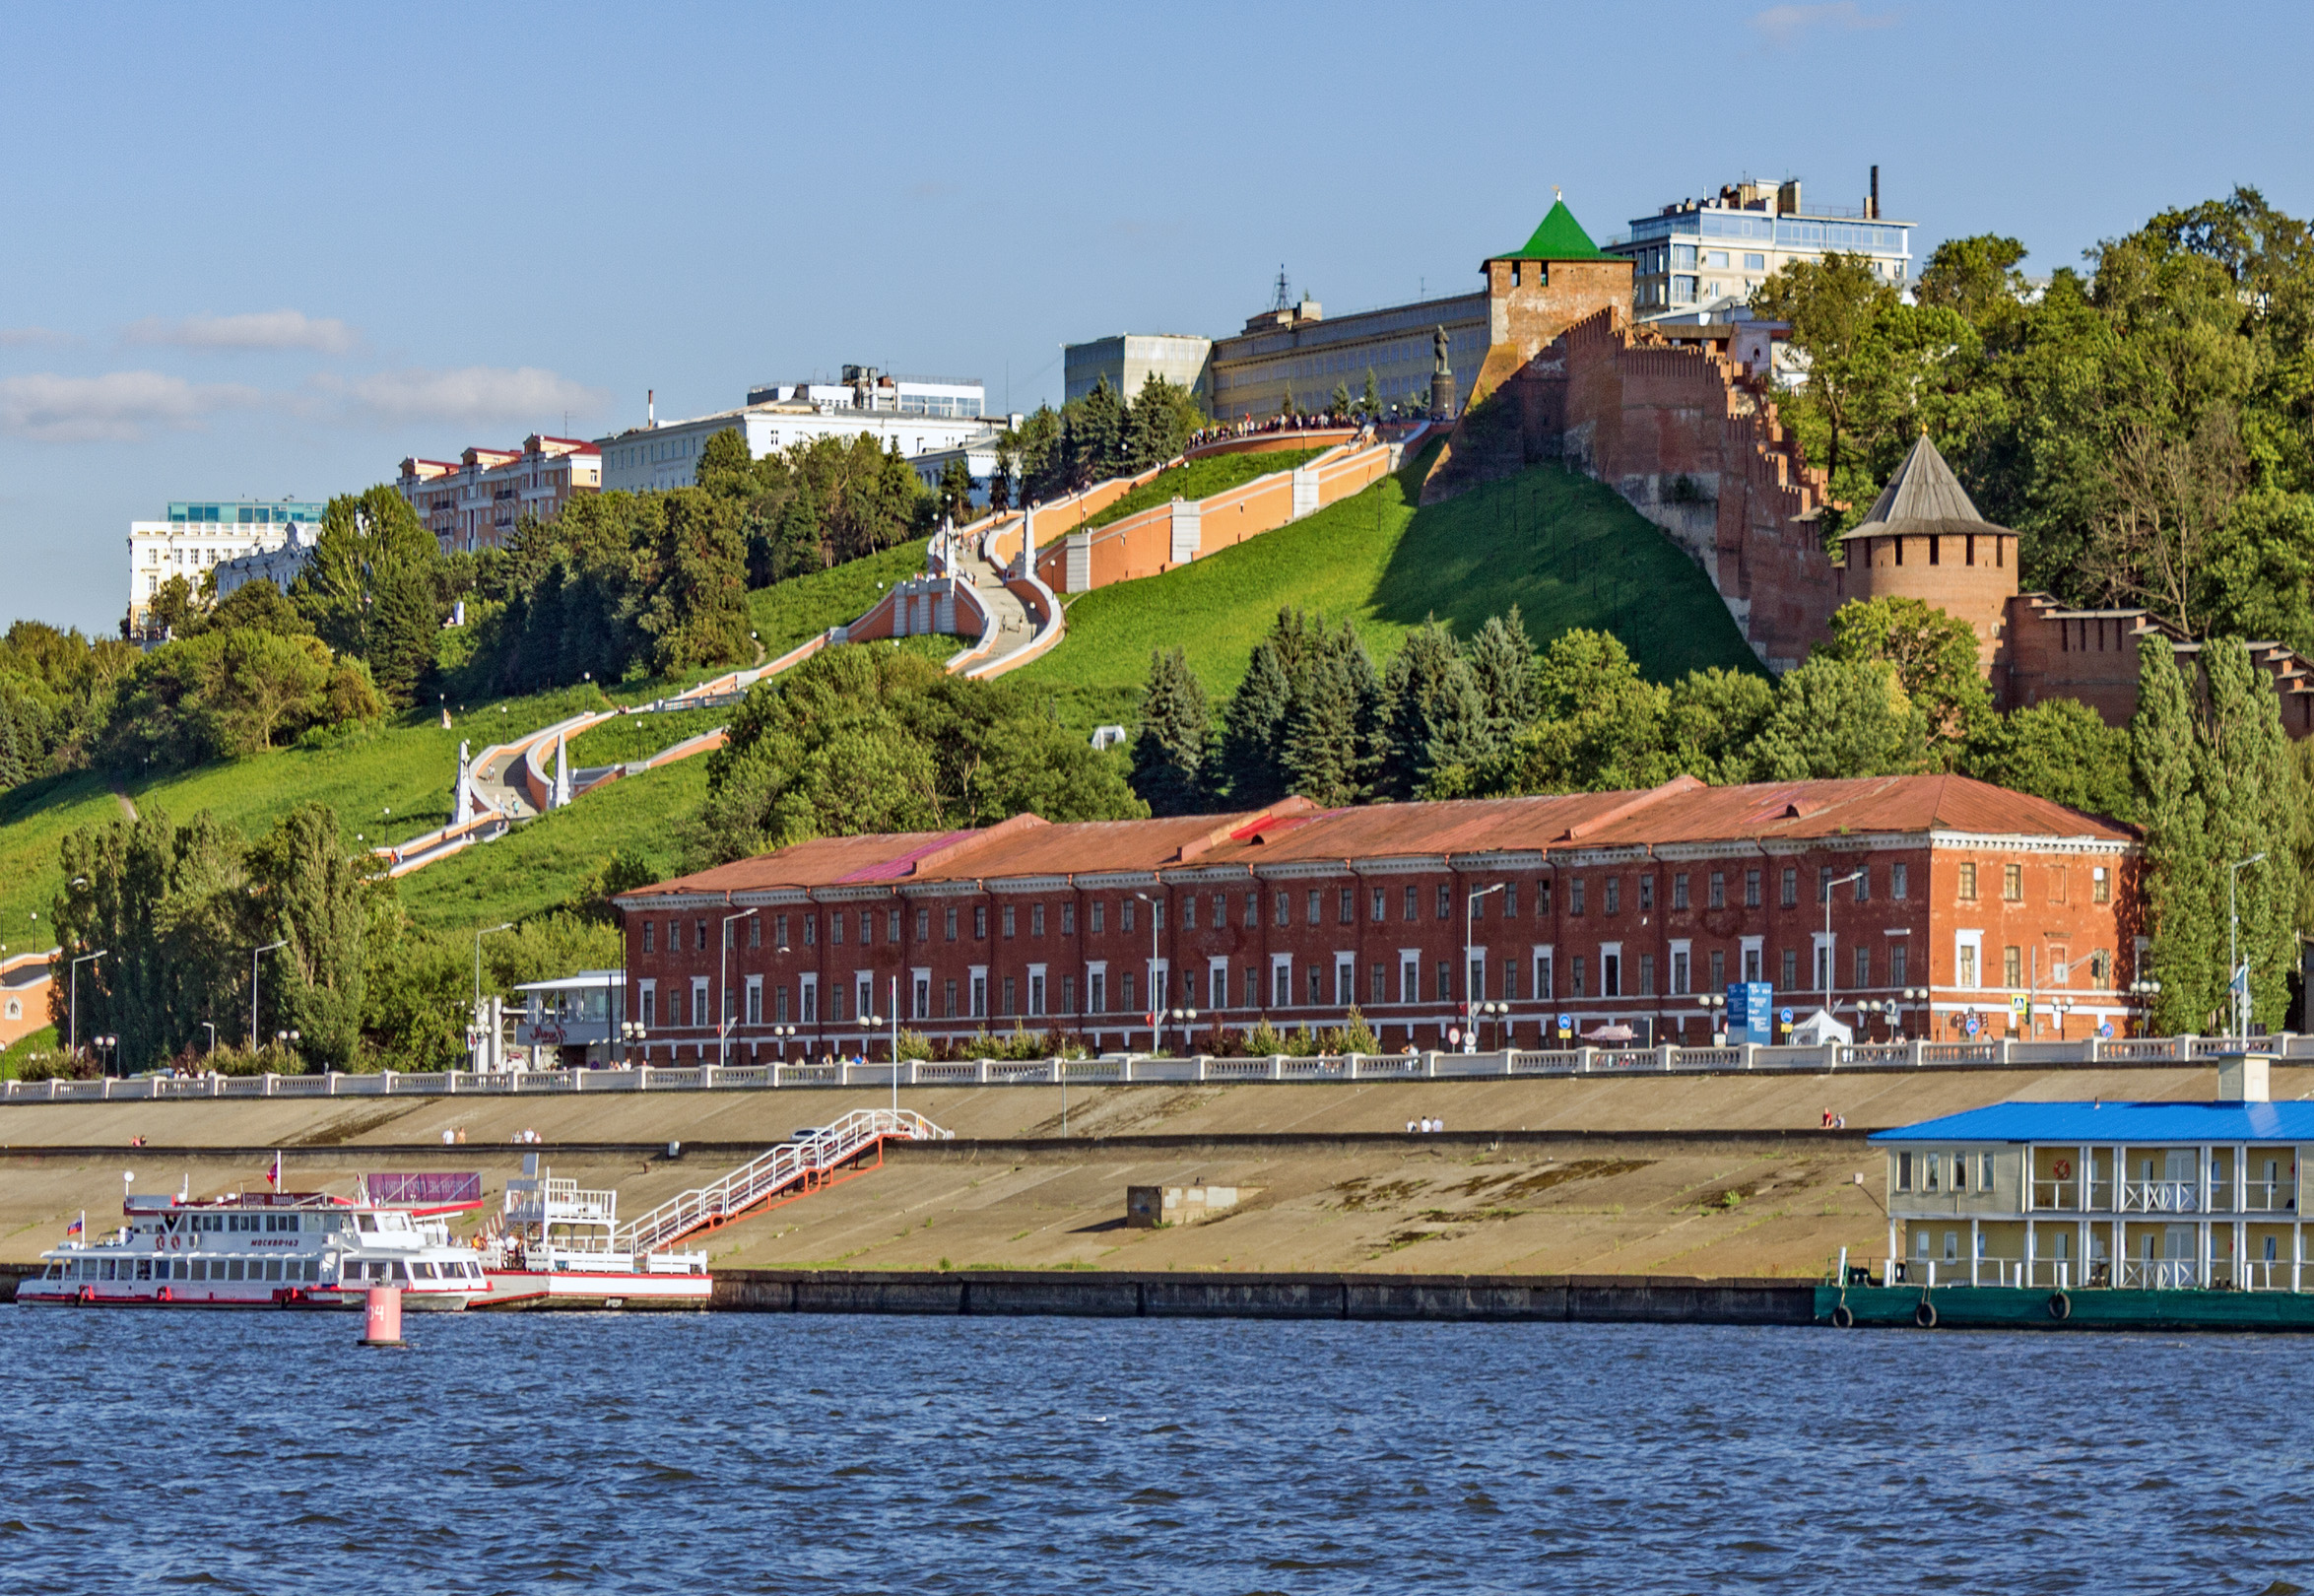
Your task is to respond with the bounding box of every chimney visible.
[1777,178,1802,216]
[647,388,655,429]
[2217,1052,2271,1103]
[1868,165,1880,221]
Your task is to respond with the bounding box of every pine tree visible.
[2131,635,2214,1034]
[1131,648,1211,816]
[1220,640,1293,805]
[1360,368,1380,418]
[1282,641,1360,806]
[1462,609,1535,753]
[1377,622,1488,798]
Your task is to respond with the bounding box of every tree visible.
[1329,380,1353,417]
[694,427,756,497]
[1749,656,1928,781]
[1462,610,1534,748]
[1916,234,2030,328]
[632,489,751,676]
[1219,639,1294,806]
[2131,635,2214,1034]
[2195,639,2303,1032]
[1131,648,1210,816]
[1126,373,1200,469]
[1819,596,1992,752]
[1281,638,1362,807]
[936,457,975,526]
[145,575,200,637]
[1360,368,1380,418]
[1465,629,1670,796]
[1751,252,1902,500]
[244,803,368,1070]
[295,486,440,706]
[1667,668,1775,783]
[1377,621,1487,798]
[1961,699,2136,822]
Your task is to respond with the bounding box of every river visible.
[2,1308,2306,1592]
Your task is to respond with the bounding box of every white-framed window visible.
[745,975,762,1026]
[912,966,931,1021]
[856,973,874,1023]
[1669,938,1691,997]
[1813,930,1834,993]
[1087,961,1107,1014]
[1598,941,1620,999]
[1271,953,1292,1009]
[1400,950,1421,1005]
[691,977,709,1030]
[1740,935,1763,985]
[638,979,656,1030]
[1533,944,1554,1003]
[1209,956,1230,1010]
[969,966,988,1019]
[1956,930,1983,990]
[1027,964,1047,1018]
[800,973,819,1025]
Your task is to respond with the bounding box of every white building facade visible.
[597,370,1002,496]
[1604,171,1913,320]
[127,499,325,624]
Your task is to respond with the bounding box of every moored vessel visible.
[471,1156,710,1310]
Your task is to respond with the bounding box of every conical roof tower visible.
[1844,432,1993,539]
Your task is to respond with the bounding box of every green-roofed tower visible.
[1504,197,1611,262]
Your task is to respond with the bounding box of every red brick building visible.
[614,774,2141,1060]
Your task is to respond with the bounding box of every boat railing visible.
[2118,1259,2202,1290]
[2021,1258,2079,1290]
[2118,1180,2201,1213]
[2029,1178,2082,1211]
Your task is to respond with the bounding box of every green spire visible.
[1504,198,1608,261]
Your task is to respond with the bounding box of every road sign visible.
[1964,1013,1981,1037]
[1779,1007,1794,1026]
[1556,1013,1572,1032]
[2010,993,2027,1017]
[1447,1027,1462,1044]
[2097,1021,2114,1038]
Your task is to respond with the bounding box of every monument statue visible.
[1432,325,1451,375]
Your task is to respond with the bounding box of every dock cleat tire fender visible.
[1913,1298,1938,1329]
[1830,1303,1855,1328]
[2047,1292,2071,1321]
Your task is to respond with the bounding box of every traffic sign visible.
[2010,993,2027,1017]
[1964,1013,1981,1037]
[2097,1021,2114,1038]
[1447,1027,1462,1044]
[1556,1013,1572,1032]
[1778,1007,1794,1026]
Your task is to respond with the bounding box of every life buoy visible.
[2052,1158,2073,1181]
[1830,1303,1856,1328]
[158,1287,172,1303]
[77,1285,94,1304]
[1914,1298,1939,1329]
[2048,1292,2072,1321]
[153,1233,165,1250]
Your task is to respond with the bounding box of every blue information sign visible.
[1726,982,1774,1042]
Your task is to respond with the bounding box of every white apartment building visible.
[127,499,325,625]
[597,368,998,496]
[396,434,602,555]
[214,525,321,602]
[1604,167,1913,320]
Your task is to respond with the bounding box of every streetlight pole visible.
[2228,853,2266,1039]
[69,948,108,1060]
[1134,891,1161,1054]
[1822,871,1864,1017]
[246,941,286,1053]
[719,907,758,1067]
[891,974,901,1120]
[472,922,513,1069]
[1465,883,1505,1052]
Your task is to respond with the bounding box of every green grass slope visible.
[748,542,928,657]
[1082,448,1326,533]
[1011,450,1760,733]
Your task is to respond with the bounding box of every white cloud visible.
[1749,2,1897,44]
[325,365,609,428]
[123,308,363,355]
[0,370,262,442]
[0,327,76,349]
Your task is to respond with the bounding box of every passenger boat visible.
[17,1178,491,1311]
[1818,1053,2314,1331]
[471,1157,710,1310]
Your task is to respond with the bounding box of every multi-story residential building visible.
[213,525,320,603]
[1603,167,1913,319]
[126,499,325,624]
[1064,334,1215,406]
[597,370,1001,497]
[612,773,2140,1063]
[396,434,601,556]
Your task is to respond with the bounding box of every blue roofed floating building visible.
[1826,1054,2314,1330]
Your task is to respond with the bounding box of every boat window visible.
[261,1261,280,1282]
[1980,1153,1996,1189]
[357,1214,377,1232]
[79,1261,97,1280]
[1924,1154,1940,1193]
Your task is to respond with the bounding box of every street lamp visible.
[620,1020,648,1066]
[68,947,109,1061]
[249,940,287,1052]
[1821,870,1866,1015]
[1899,987,1929,1042]
[1464,882,1506,1053]
[2128,977,2163,1037]
[1165,1007,1199,1057]
[470,923,513,1069]
[1133,891,1163,1054]
[200,1021,216,1059]
[94,1034,116,1076]
[766,1023,797,1059]
[1474,999,1509,1051]
[719,907,759,1067]
[274,1028,302,1069]
[2228,853,2266,1039]
[1695,991,1728,1046]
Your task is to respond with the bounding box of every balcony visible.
[2117,1180,2201,1213]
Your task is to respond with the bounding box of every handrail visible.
[612,1106,950,1254]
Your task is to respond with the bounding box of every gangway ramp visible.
[615,1107,951,1254]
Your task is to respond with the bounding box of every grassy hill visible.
[1009,448,1761,734]
[0,545,959,946]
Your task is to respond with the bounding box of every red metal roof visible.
[618,775,2132,903]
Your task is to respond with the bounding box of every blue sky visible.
[4,0,2309,632]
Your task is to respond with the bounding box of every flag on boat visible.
[266,1151,282,1189]
[64,1217,82,1236]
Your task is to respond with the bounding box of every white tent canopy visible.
[1789,1008,1853,1046]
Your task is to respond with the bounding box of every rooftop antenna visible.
[1271,266,1292,312]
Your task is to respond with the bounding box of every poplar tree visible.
[2130,635,2215,1033]
[1131,648,1211,817]
[245,803,369,1071]
[2195,640,2302,1031]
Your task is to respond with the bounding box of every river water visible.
[3,1307,2308,1593]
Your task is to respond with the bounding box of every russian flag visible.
[64,1218,82,1236]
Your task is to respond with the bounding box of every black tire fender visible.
[2047,1291,2072,1321]
[1914,1298,1939,1329]
[1830,1303,1856,1329]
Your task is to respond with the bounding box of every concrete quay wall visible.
[709,1268,1815,1325]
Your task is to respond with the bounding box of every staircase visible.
[614,1107,952,1254]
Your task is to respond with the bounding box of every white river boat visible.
[471,1157,710,1309]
